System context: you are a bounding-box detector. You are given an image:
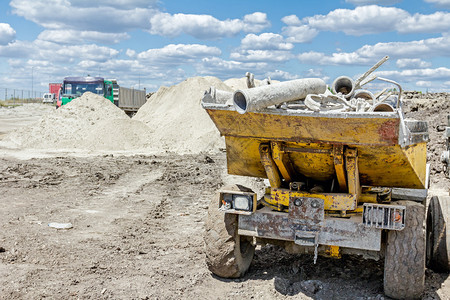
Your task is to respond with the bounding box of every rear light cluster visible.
[219,191,257,214]
[363,203,406,231]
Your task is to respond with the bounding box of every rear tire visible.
[384,201,425,300]
[427,195,450,272]
[204,184,255,278]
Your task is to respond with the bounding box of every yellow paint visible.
[259,143,282,188]
[207,109,400,145]
[268,188,357,211]
[224,137,427,189]
[359,193,378,203]
[205,107,428,215]
[345,148,361,198]
[333,145,347,192]
[325,245,341,258]
[271,141,294,181]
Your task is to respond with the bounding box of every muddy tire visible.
[427,195,450,272]
[384,201,425,300]
[204,184,255,278]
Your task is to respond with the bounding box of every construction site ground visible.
[0,90,449,299]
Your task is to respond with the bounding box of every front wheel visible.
[427,194,450,272]
[384,200,426,300]
[204,184,255,278]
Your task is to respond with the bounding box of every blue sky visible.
[0,0,449,93]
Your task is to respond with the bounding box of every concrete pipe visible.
[373,96,398,112]
[373,103,395,112]
[353,90,375,101]
[233,78,326,114]
[202,86,233,104]
[331,76,355,99]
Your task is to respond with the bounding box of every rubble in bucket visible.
[202,55,402,114]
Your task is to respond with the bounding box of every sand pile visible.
[0,103,54,118]
[81,119,154,151]
[223,77,261,91]
[2,77,234,154]
[133,76,232,154]
[3,92,153,151]
[223,77,280,91]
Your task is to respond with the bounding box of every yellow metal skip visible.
[206,108,427,215]
[225,136,427,189]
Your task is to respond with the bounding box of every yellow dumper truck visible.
[202,75,449,299]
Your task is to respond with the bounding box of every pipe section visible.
[233,78,326,114]
[331,76,355,99]
[353,90,375,102]
[202,86,233,104]
[373,103,395,112]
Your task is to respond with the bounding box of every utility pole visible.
[31,67,34,100]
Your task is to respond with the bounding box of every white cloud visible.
[197,57,268,78]
[345,0,402,5]
[357,36,450,58]
[282,5,450,44]
[281,15,301,26]
[396,58,431,69]
[230,50,293,62]
[69,0,157,9]
[425,0,450,8]
[10,0,153,32]
[264,70,300,81]
[375,67,450,82]
[126,49,136,58]
[243,12,271,32]
[52,43,119,62]
[38,30,130,44]
[0,40,39,58]
[233,33,294,62]
[27,59,51,67]
[416,80,432,87]
[397,11,450,34]
[0,23,16,45]
[137,44,221,64]
[148,12,270,39]
[78,60,99,69]
[304,5,407,36]
[299,35,450,66]
[0,39,119,62]
[282,25,318,43]
[240,33,293,50]
[298,51,371,65]
[305,68,326,78]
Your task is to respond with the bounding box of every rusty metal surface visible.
[238,207,294,241]
[333,145,347,191]
[266,188,357,211]
[345,148,360,198]
[221,129,427,189]
[319,217,381,251]
[271,141,295,182]
[259,143,282,188]
[288,197,324,229]
[283,147,333,154]
[238,207,382,251]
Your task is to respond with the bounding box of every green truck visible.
[58,76,146,115]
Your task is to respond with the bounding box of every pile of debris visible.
[203,56,402,114]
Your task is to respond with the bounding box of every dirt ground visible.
[0,99,449,299]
